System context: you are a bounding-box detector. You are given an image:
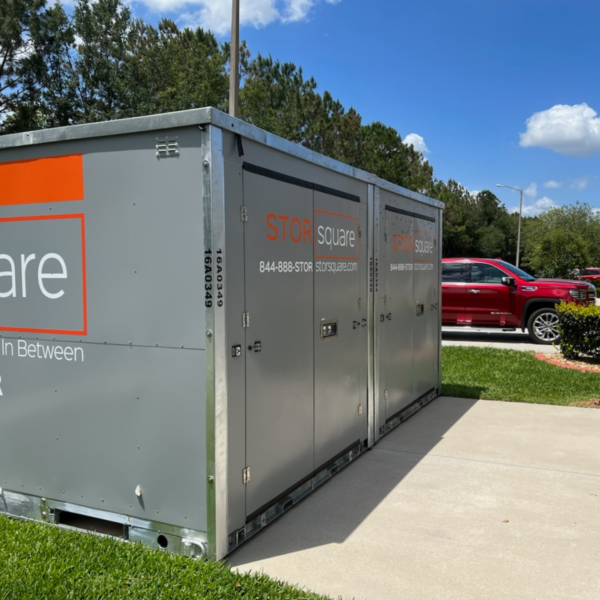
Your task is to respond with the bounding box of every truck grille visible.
[569,288,596,304]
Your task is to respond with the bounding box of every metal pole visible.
[229,0,240,118]
[516,188,523,268]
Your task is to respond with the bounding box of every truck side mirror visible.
[502,276,516,287]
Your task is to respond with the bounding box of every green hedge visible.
[556,302,600,361]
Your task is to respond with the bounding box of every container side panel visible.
[376,189,440,431]
[373,191,383,436]
[383,208,414,418]
[223,160,247,535]
[242,171,314,518]
[358,201,369,446]
[413,215,439,398]
[314,191,364,468]
[0,127,208,533]
[0,343,207,531]
[0,129,206,349]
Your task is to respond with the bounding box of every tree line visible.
[2,0,599,276]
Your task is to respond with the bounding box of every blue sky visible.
[129,0,600,215]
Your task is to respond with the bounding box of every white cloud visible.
[520,103,600,156]
[403,133,429,154]
[570,176,591,191]
[510,196,557,217]
[469,189,480,197]
[544,180,562,188]
[282,0,314,22]
[153,0,341,35]
[524,182,537,198]
[179,0,278,33]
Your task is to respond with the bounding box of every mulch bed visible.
[570,399,600,408]
[535,352,600,373]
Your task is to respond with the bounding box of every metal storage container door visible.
[242,170,314,518]
[314,191,363,469]
[413,215,438,398]
[383,206,414,419]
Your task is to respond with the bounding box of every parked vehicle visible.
[442,258,596,344]
[575,267,600,283]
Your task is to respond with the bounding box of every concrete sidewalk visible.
[230,397,600,600]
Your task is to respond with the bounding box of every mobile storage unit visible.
[0,108,443,560]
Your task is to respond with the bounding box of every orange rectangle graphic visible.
[0,154,84,206]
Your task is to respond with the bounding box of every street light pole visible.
[496,183,523,268]
[516,187,523,268]
[229,0,240,118]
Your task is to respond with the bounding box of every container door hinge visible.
[358,404,363,416]
[240,206,248,222]
[358,226,362,238]
[242,467,251,484]
[242,312,250,328]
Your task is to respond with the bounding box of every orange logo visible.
[393,234,413,253]
[266,213,313,243]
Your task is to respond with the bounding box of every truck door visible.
[242,170,314,519]
[466,262,514,326]
[441,262,467,324]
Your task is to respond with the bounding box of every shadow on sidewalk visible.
[229,396,479,565]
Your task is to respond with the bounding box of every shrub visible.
[556,302,600,361]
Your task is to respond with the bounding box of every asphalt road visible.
[441,326,558,353]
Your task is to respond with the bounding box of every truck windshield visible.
[497,261,536,282]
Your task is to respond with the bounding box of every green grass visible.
[442,346,600,405]
[0,515,330,600]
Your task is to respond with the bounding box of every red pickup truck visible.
[442,258,596,344]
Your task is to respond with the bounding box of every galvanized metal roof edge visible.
[209,110,444,210]
[0,107,213,150]
[0,106,443,210]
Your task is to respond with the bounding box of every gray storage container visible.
[0,108,443,559]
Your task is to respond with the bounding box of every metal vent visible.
[156,137,179,158]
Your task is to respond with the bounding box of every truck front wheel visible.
[527,308,560,344]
